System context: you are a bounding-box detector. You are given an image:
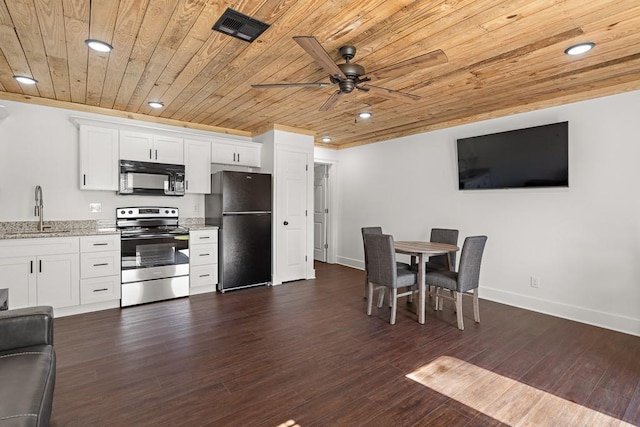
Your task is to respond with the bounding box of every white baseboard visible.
[480,286,640,337]
[337,256,364,270]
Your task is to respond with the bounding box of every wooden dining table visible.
[394,241,460,324]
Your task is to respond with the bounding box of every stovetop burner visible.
[116,207,186,237]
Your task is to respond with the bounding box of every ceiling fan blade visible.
[369,49,448,80]
[319,90,342,111]
[293,36,347,80]
[252,82,332,89]
[363,85,421,102]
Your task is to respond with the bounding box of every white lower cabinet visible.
[189,229,218,294]
[0,237,79,310]
[80,235,121,304]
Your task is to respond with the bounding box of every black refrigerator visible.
[205,171,272,292]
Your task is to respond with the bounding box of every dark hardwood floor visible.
[52,262,640,426]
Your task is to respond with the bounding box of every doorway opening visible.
[313,162,336,264]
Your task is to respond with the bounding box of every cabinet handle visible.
[199,274,210,278]
[93,288,109,292]
[199,236,210,239]
[155,149,158,160]
[93,243,109,246]
[237,153,240,162]
[233,153,236,162]
[186,180,189,191]
[83,174,86,186]
[39,260,42,273]
[30,260,33,274]
[149,148,152,159]
[200,253,210,257]
[93,263,109,267]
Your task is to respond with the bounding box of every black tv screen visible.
[456,122,568,190]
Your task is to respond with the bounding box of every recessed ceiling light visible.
[85,39,113,53]
[358,112,372,119]
[564,42,595,56]
[148,101,164,109]
[13,75,38,85]
[321,137,332,143]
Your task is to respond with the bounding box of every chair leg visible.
[473,289,480,323]
[455,291,464,330]
[367,282,374,315]
[377,287,386,308]
[390,288,398,325]
[363,278,367,299]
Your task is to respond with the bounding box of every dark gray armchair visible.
[425,236,487,330]
[364,233,418,324]
[0,306,56,426]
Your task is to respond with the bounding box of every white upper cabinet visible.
[79,125,119,191]
[211,138,261,167]
[120,131,184,164]
[184,139,212,194]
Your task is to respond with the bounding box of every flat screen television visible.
[456,121,568,190]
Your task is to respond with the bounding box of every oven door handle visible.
[120,233,189,240]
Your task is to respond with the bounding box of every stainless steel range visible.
[117,207,189,307]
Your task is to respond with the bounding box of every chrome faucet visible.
[34,185,51,232]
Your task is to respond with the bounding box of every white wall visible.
[334,90,640,336]
[0,100,207,221]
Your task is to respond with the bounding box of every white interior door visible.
[314,164,328,262]
[276,148,308,283]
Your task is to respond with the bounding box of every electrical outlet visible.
[89,203,102,213]
[530,276,540,288]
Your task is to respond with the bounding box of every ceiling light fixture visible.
[148,101,164,109]
[13,75,38,85]
[85,39,114,53]
[564,42,595,56]
[321,137,332,143]
[358,112,372,119]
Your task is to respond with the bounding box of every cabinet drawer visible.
[80,235,120,252]
[81,276,120,304]
[190,264,218,287]
[81,251,120,278]
[190,244,217,266]
[190,230,218,244]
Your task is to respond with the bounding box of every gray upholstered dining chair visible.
[364,233,418,325]
[361,226,411,301]
[426,228,459,272]
[425,235,487,330]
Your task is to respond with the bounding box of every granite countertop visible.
[0,218,218,239]
[0,220,119,240]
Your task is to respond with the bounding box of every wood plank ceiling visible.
[1,0,640,149]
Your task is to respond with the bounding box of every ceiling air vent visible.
[212,8,270,43]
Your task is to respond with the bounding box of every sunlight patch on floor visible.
[406,356,632,426]
[276,420,300,427]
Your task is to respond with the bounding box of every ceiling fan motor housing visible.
[337,62,365,93]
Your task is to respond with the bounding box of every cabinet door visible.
[211,140,237,165]
[236,144,261,167]
[184,139,211,194]
[79,125,119,190]
[37,253,80,309]
[120,131,153,161]
[0,257,37,309]
[154,135,184,164]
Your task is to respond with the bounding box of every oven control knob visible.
[128,210,133,214]
[165,210,169,214]
[171,210,176,214]
[120,210,125,214]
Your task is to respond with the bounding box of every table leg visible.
[418,254,425,324]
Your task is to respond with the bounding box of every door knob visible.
[283,221,289,225]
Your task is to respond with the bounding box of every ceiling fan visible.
[251,36,448,111]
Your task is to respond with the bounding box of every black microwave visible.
[119,160,185,196]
